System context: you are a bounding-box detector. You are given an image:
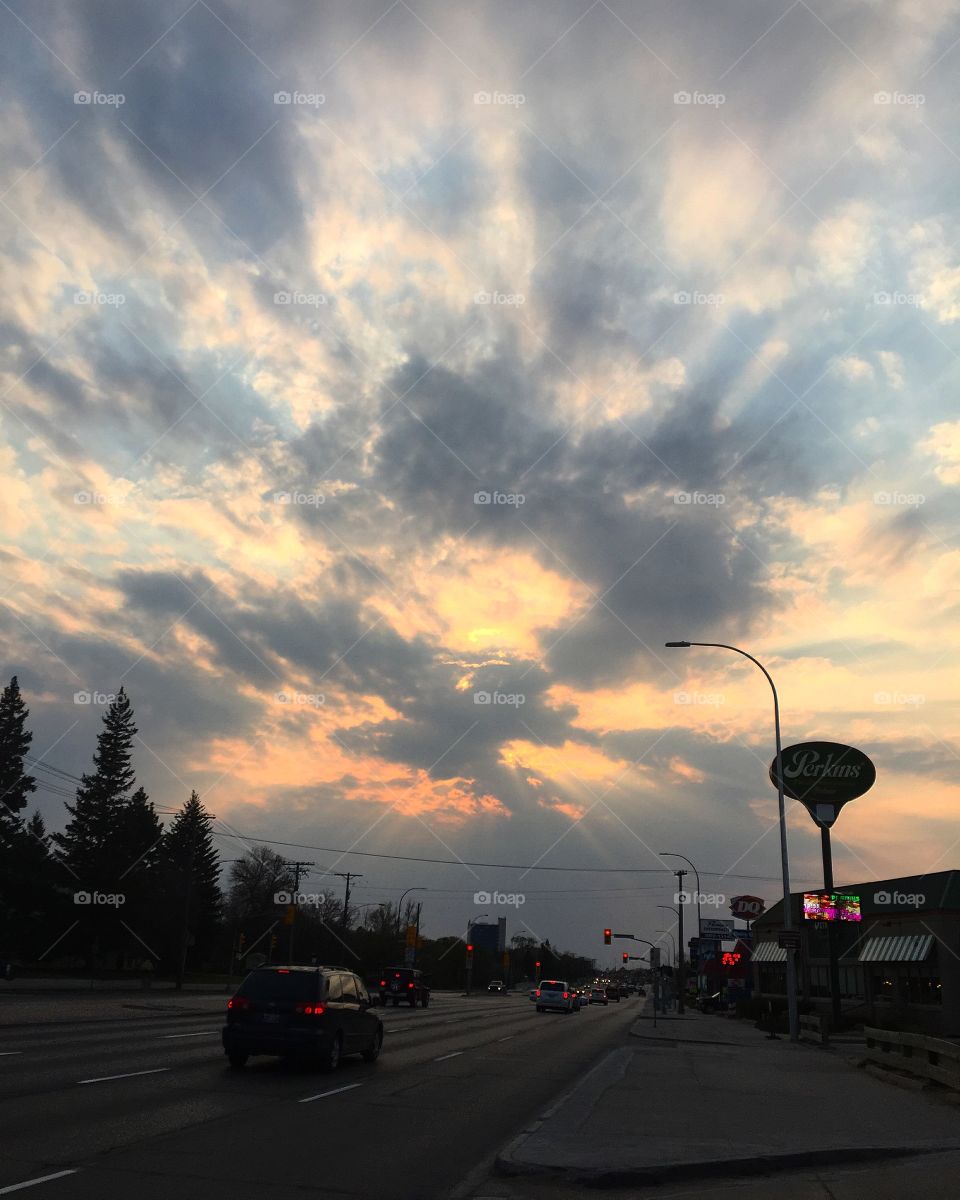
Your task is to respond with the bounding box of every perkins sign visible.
[770,741,876,827]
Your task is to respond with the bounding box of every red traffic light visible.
[535,960,541,967]
[603,928,612,945]
[622,952,629,963]
[466,943,474,953]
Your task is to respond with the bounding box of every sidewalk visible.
[495,1005,960,1188]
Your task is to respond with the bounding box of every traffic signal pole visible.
[674,870,687,1015]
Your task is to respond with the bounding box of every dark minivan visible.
[222,965,383,1071]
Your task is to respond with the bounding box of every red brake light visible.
[408,982,414,988]
[295,1003,326,1016]
[379,979,386,987]
[227,997,250,1011]
[563,992,569,999]
[536,989,541,997]
[276,968,290,974]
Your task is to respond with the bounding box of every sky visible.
[2,0,960,963]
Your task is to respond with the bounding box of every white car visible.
[535,979,575,1013]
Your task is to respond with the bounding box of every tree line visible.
[0,678,596,989]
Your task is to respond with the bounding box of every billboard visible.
[802,892,862,922]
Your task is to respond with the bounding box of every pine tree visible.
[0,676,37,826]
[162,791,222,987]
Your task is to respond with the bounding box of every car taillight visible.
[227,997,250,1011]
[408,982,414,988]
[536,990,541,997]
[380,979,386,987]
[295,1003,326,1016]
[563,992,569,999]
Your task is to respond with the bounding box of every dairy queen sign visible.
[730,895,765,921]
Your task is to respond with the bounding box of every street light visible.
[666,639,799,1041]
[660,851,701,942]
[396,887,428,937]
[655,928,676,965]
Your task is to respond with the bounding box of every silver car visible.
[535,979,575,1013]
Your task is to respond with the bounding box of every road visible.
[0,991,639,1199]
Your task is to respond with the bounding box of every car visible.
[487,979,506,993]
[589,987,608,1005]
[222,965,383,1071]
[575,990,591,1009]
[637,986,647,997]
[378,966,430,1007]
[535,979,575,1013]
[528,987,538,1002]
[605,985,621,1002]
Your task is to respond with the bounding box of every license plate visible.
[261,1013,280,1023]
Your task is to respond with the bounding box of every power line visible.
[207,829,788,881]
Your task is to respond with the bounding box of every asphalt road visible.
[0,992,639,1199]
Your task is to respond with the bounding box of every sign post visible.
[770,741,876,1030]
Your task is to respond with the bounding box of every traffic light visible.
[603,928,612,945]
[622,952,629,963]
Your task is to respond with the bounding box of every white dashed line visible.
[299,1082,364,1103]
[0,1052,23,1056]
[78,1067,170,1084]
[497,1035,515,1042]
[0,1170,79,1194]
[160,1031,216,1039]
[434,1051,463,1061]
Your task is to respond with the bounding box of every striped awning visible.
[752,941,787,963]
[856,934,933,963]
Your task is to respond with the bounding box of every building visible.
[751,871,960,1035]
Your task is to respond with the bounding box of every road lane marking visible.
[434,1051,463,1061]
[0,1171,79,1194]
[78,1067,170,1085]
[497,1035,515,1042]
[0,1052,23,1056]
[160,1031,217,1039]
[299,1082,363,1104]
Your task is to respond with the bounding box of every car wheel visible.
[321,1032,343,1073]
[227,1051,248,1069]
[362,1028,383,1063]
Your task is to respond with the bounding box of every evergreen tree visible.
[52,689,160,968]
[0,676,36,826]
[162,790,222,987]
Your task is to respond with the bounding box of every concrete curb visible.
[496,1143,950,1187]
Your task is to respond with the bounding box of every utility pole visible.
[287,860,315,962]
[675,869,687,1015]
[334,872,362,931]
[413,902,422,967]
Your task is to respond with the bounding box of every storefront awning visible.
[752,941,787,963]
[855,934,934,963]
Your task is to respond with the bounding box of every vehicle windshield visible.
[540,980,566,990]
[236,969,319,1002]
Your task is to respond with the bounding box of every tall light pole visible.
[666,639,799,1041]
[662,851,701,1006]
[396,887,428,937]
